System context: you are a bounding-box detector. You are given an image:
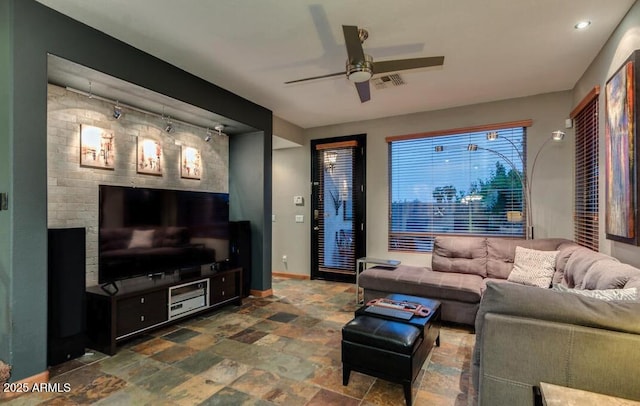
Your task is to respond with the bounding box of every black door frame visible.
[310,134,366,282]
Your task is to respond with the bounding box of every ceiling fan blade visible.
[284,71,346,84]
[355,81,370,103]
[373,56,445,75]
[342,25,365,63]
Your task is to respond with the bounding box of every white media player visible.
[168,278,209,320]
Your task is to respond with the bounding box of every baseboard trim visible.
[0,370,49,400]
[250,288,273,298]
[272,272,310,280]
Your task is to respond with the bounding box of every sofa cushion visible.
[431,236,487,277]
[581,261,640,290]
[486,238,569,279]
[507,246,559,288]
[625,277,640,290]
[359,265,483,303]
[563,247,619,288]
[553,242,582,285]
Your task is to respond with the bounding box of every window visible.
[387,121,530,252]
[572,87,599,250]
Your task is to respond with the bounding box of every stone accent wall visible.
[47,84,228,286]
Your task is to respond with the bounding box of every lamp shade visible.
[552,130,565,141]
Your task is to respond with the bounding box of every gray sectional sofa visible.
[359,236,573,325]
[359,236,640,404]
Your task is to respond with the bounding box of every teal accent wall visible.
[0,0,13,366]
[230,131,273,293]
[0,0,272,381]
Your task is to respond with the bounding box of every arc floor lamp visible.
[471,130,565,239]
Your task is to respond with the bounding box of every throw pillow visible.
[128,229,155,249]
[552,283,638,301]
[507,246,559,288]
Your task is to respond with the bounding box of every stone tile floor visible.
[4,277,475,405]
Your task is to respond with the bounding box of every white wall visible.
[47,84,228,285]
[572,0,640,267]
[272,91,574,276]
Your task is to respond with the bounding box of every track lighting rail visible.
[64,86,225,138]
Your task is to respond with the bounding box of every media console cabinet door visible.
[211,272,238,303]
[116,290,167,337]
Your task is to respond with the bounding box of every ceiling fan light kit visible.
[347,54,373,83]
[285,24,445,103]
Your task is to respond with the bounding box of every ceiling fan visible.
[284,25,445,103]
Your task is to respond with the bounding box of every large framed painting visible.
[605,50,639,245]
[80,125,115,169]
[181,146,201,179]
[137,138,162,175]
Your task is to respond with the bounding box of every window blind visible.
[317,145,357,274]
[389,126,526,252]
[572,88,599,250]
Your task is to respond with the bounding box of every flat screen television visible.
[98,185,230,284]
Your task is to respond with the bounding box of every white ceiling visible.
[37,0,636,129]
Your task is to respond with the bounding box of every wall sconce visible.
[325,151,338,173]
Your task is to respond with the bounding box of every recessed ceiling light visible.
[575,20,591,30]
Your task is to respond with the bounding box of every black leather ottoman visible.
[342,316,427,406]
[342,295,441,406]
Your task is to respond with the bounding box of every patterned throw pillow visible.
[552,283,638,301]
[507,246,559,288]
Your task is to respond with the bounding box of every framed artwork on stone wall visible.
[181,146,201,180]
[137,137,162,175]
[605,49,639,245]
[79,124,115,169]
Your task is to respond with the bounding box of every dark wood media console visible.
[86,265,242,355]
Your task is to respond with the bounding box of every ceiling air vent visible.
[372,74,405,90]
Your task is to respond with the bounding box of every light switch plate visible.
[294,196,304,206]
[295,215,304,223]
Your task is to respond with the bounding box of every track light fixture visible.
[112,102,123,120]
[164,118,174,134]
[67,86,227,140]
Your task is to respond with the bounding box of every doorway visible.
[311,134,366,282]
